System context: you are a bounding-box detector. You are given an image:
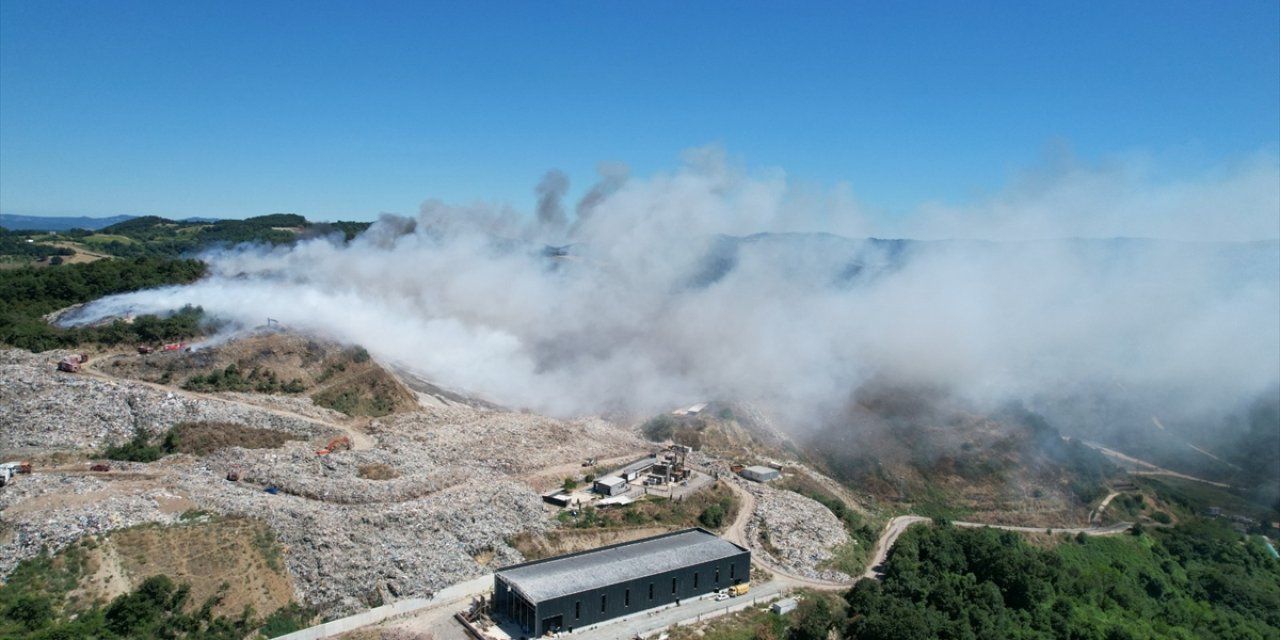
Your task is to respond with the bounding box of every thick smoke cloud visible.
[68,148,1280,435]
[535,169,570,236]
[574,162,630,224]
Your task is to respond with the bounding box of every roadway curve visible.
[720,479,851,591]
[721,479,1135,588]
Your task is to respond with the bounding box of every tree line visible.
[784,519,1280,640]
[0,256,208,351]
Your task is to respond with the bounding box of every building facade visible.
[493,528,750,635]
[740,465,780,482]
[593,476,627,496]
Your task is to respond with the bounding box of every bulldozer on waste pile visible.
[316,436,352,456]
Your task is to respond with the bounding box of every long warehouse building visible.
[493,528,750,635]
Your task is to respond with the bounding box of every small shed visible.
[771,598,799,615]
[593,476,627,496]
[542,493,572,508]
[740,466,780,482]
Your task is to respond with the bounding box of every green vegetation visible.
[88,214,303,257]
[251,528,285,573]
[258,601,315,638]
[554,483,740,533]
[778,475,878,575]
[839,519,1280,639]
[102,428,166,463]
[103,421,302,462]
[1,215,374,354]
[1139,475,1279,532]
[640,413,708,450]
[0,256,208,351]
[0,539,264,639]
[61,214,372,258]
[697,495,735,528]
[178,509,210,522]
[310,387,395,417]
[0,229,75,261]
[183,364,305,394]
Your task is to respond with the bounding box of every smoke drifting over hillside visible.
[69,149,1279,434]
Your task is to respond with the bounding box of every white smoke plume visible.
[66,147,1280,433]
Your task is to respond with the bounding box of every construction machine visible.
[0,462,31,487]
[316,436,352,456]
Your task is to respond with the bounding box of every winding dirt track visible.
[1089,491,1122,524]
[721,480,1135,591]
[1082,441,1231,488]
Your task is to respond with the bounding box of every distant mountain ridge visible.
[0,214,231,231]
[0,214,138,231]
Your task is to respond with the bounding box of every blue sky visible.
[1,1,1277,222]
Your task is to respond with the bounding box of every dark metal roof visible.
[618,456,657,475]
[497,528,748,603]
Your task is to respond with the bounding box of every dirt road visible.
[1089,491,1121,524]
[720,480,851,591]
[519,453,650,491]
[76,351,375,451]
[1082,441,1232,488]
[860,515,930,580]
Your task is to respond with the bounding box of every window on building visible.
[731,563,736,580]
[649,583,654,600]
[625,588,631,607]
[694,572,699,588]
[672,577,678,595]
[715,566,721,583]
[575,601,580,620]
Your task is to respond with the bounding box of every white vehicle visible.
[0,461,32,487]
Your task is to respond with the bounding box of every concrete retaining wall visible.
[274,574,494,640]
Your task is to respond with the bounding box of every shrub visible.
[102,428,164,463]
[699,503,726,528]
[641,415,676,441]
[259,602,316,638]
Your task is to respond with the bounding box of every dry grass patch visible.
[165,421,302,455]
[357,463,400,480]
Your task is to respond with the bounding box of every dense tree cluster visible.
[86,214,369,257]
[0,257,208,351]
[840,521,1280,640]
[0,542,312,639]
[0,229,75,260]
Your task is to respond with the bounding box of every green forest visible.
[0,213,373,352]
[835,520,1280,640]
[2,214,370,259]
[0,256,209,351]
